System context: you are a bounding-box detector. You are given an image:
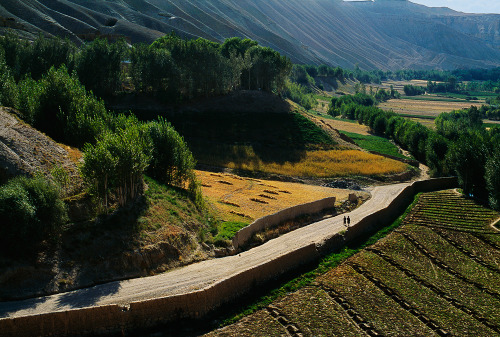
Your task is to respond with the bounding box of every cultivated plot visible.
[208,190,500,336]
[196,170,367,222]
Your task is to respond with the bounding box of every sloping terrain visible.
[207,190,500,337]
[1,0,499,70]
[0,107,80,190]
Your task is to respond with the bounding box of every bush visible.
[403,84,425,96]
[282,81,316,110]
[148,117,197,187]
[0,175,67,254]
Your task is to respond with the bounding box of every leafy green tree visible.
[34,65,87,141]
[81,119,152,208]
[0,49,19,108]
[76,38,126,96]
[425,134,449,177]
[447,132,488,198]
[485,148,500,210]
[81,134,117,208]
[147,117,196,187]
[16,77,42,124]
[220,37,258,58]
[26,35,75,80]
[282,81,316,110]
[131,43,179,96]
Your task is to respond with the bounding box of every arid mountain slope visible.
[1,0,499,70]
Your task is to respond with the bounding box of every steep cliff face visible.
[1,0,499,70]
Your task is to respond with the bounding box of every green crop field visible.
[339,130,410,160]
[207,190,500,337]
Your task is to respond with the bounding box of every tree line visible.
[0,33,292,101]
[328,94,500,210]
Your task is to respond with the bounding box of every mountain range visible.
[1,0,499,70]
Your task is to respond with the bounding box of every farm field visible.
[196,170,369,223]
[166,111,408,179]
[376,80,432,94]
[197,147,408,179]
[307,112,371,135]
[207,190,500,337]
[338,131,410,160]
[378,98,480,118]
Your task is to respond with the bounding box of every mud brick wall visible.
[232,197,336,249]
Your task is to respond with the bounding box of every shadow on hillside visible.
[163,110,331,166]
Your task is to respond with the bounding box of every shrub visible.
[0,175,67,254]
[282,81,316,110]
[147,117,196,187]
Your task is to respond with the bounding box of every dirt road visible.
[0,183,409,319]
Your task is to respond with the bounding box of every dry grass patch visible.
[318,117,371,135]
[196,170,366,222]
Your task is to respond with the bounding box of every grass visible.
[138,176,212,245]
[306,111,359,123]
[214,221,248,241]
[398,113,436,120]
[338,130,410,159]
[313,94,332,101]
[166,111,335,152]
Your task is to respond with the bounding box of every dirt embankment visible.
[0,107,81,190]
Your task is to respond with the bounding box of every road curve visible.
[0,182,409,318]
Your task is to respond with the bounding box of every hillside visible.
[1,0,500,70]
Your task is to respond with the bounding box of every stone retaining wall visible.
[232,197,337,250]
[0,177,457,337]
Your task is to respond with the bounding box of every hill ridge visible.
[1,0,499,70]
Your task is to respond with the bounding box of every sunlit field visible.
[196,170,366,222]
[197,146,408,179]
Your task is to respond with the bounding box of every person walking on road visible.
[344,216,347,226]
[347,216,351,226]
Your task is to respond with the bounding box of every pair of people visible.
[343,215,351,227]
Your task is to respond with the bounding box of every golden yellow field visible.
[379,98,480,118]
[196,170,369,222]
[198,146,407,180]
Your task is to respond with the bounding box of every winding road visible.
[0,182,410,319]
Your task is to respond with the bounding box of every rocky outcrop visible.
[0,107,81,188]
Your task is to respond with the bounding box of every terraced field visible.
[207,190,500,337]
